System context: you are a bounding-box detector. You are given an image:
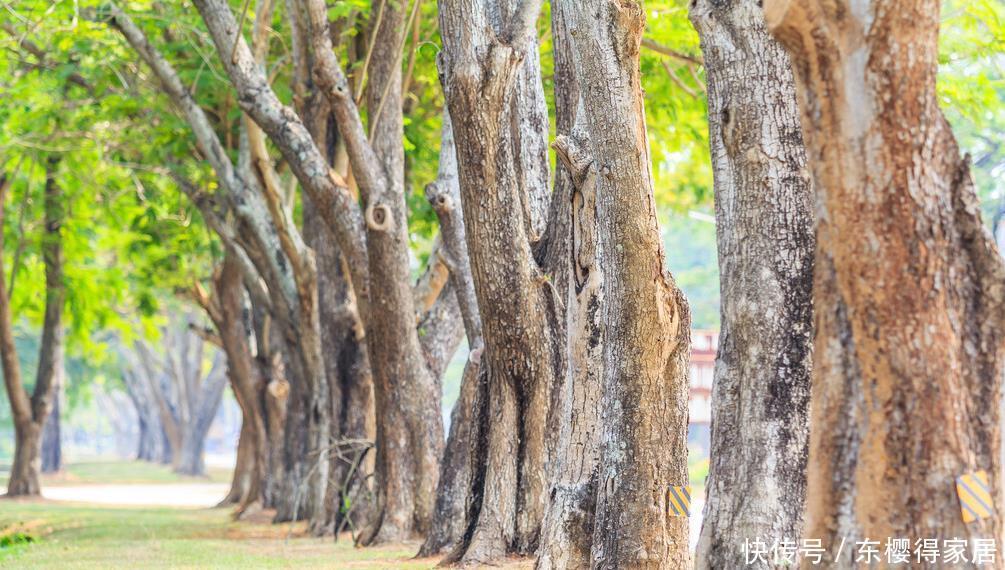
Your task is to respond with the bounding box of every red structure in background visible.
[689,330,718,425]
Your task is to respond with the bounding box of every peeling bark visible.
[765,0,1005,564]
[689,1,814,567]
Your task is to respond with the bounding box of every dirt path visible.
[42,483,229,508]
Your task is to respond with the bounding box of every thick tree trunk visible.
[534,5,598,567]
[175,426,208,476]
[555,2,692,567]
[299,0,447,543]
[1,155,64,497]
[765,0,1005,564]
[254,306,288,510]
[8,423,42,496]
[437,1,563,563]
[689,1,814,567]
[536,115,604,570]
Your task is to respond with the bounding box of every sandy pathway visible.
[42,483,229,508]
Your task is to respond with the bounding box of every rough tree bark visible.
[0,155,65,497]
[536,112,605,570]
[553,2,693,568]
[764,0,1005,564]
[109,2,332,523]
[283,5,377,532]
[301,0,461,542]
[533,3,602,567]
[688,1,814,567]
[436,0,563,562]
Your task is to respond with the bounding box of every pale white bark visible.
[689,1,814,567]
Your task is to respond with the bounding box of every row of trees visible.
[3,0,1004,567]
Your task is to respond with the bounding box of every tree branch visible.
[189,0,370,299]
[641,37,704,65]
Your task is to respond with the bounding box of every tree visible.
[435,0,564,562]
[106,0,465,538]
[0,155,65,496]
[688,1,814,567]
[552,2,692,567]
[124,316,228,477]
[123,364,171,464]
[765,0,1005,561]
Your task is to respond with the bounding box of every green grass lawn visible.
[0,459,232,488]
[0,501,431,569]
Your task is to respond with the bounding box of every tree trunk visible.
[8,423,42,496]
[1,154,65,497]
[41,390,62,473]
[688,1,814,567]
[221,417,254,506]
[418,114,489,558]
[555,2,692,567]
[254,305,288,511]
[213,253,270,511]
[764,0,1005,564]
[175,424,208,476]
[533,4,600,567]
[298,0,447,543]
[536,112,605,570]
[437,1,563,563]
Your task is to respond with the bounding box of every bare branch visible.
[641,37,704,65]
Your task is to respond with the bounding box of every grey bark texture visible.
[765,0,1005,564]
[110,2,332,526]
[556,2,693,567]
[689,1,814,567]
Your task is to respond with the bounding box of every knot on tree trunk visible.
[552,135,594,188]
[425,181,454,216]
[365,202,393,232]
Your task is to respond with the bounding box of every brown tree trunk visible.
[554,2,692,567]
[689,1,814,567]
[299,0,450,543]
[437,1,563,563]
[211,253,270,512]
[220,417,255,507]
[1,155,65,497]
[765,0,1005,564]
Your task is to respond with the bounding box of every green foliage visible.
[0,531,35,549]
[938,0,1005,224]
